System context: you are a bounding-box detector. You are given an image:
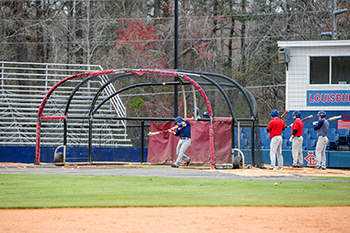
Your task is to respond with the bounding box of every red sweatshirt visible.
[267,117,286,138]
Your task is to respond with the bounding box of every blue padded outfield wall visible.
[0,146,148,164]
[1,146,350,168]
[242,149,350,169]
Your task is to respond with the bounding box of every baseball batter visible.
[291,111,304,168]
[170,116,191,168]
[313,111,329,170]
[266,110,286,170]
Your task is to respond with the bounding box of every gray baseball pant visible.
[270,136,283,169]
[316,136,328,169]
[292,136,303,166]
[175,139,191,166]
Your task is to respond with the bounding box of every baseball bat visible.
[148,126,177,136]
[328,115,342,121]
[280,110,289,119]
[312,115,342,125]
[287,115,313,128]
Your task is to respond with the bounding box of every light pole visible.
[332,8,348,39]
[174,0,178,117]
[323,0,348,39]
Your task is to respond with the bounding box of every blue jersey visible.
[175,121,191,138]
[313,119,329,137]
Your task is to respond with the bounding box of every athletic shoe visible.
[269,167,276,170]
[171,164,179,168]
[186,158,191,166]
[278,167,284,171]
[321,167,326,170]
[298,165,304,168]
[314,166,321,169]
[290,165,298,168]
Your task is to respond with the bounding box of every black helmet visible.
[317,111,326,118]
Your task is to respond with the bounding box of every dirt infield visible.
[1,207,350,233]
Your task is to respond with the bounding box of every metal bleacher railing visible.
[0,61,131,148]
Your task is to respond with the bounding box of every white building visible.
[278,40,350,129]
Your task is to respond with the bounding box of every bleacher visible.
[259,128,270,149]
[337,129,350,149]
[0,61,132,149]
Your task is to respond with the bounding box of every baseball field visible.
[1,164,350,232]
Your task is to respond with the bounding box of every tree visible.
[14,1,28,64]
[107,18,173,118]
[1,0,350,121]
[35,0,44,63]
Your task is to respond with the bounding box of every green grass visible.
[307,176,350,181]
[0,174,350,208]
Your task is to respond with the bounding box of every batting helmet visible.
[175,116,184,123]
[203,111,209,117]
[317,110,327,118]
[292,110,301,118]
[193,108,199,115]
[270,110,279,117]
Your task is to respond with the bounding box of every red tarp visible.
[147,121,232,164]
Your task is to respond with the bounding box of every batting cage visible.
[35,69,264,168]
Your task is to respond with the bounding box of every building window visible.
[310,57,329,84]
[332,56,350,84]
[310,56,350,85]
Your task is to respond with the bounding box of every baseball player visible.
[266,110,285,170]
[170,116,191,168]
[290,111,304,168]
[313,111,329,170]
[203,111,209,118]
[192,108,200,119]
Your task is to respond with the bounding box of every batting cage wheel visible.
[53,145,66,166]
[232,148,245,169]
[214,147,246,169]
[232,156,243,169]
[53,152,64,165]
